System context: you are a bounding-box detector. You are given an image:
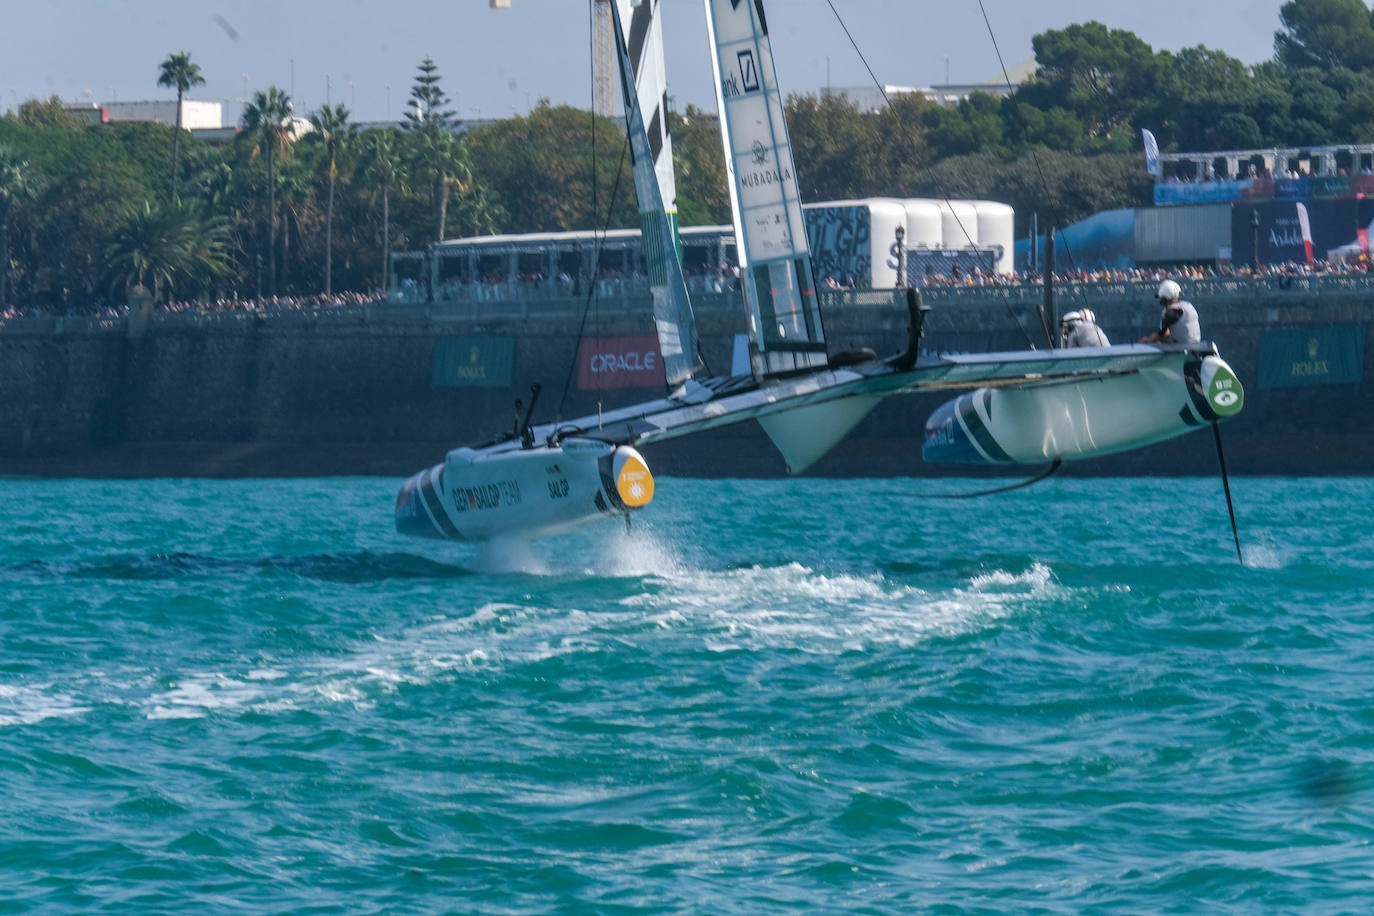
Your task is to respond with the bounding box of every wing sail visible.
[609,0,704,388]
[704,0,828,379]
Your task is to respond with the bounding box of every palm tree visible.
[412,129,473,242]
[240,86,293,297]
[105,200,232,303]
[309,103,354,296]
[0,145,35,309]
[157,51,206,203]
[360,129,407,289]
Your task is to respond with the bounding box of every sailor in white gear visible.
[1141,279,1201,344]
[1059,308,1110,347]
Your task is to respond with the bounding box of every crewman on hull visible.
[1141,279,1201,344]
[1060,309,1110,347]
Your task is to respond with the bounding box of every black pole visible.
[1212,422,1243,563]
[1036,227,1057,348]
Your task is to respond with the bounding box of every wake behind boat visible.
[395,0,1244,544]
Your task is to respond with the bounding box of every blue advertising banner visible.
[1257,325,1364,388]
[430,336,515,388]
[1157,173,1374,206]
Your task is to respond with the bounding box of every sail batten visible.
[704,0,827,379]
[610,0,703,387]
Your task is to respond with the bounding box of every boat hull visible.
[396,439,653,542]
[922,352,1244,464]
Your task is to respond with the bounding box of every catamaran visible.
[395,0,1244,543]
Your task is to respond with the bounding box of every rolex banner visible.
[431,336,515,388]
[1257,326,1363,388]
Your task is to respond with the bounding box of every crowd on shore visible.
[913,256,1374,289]
[0,290,387,321]
[2,257,1372,321]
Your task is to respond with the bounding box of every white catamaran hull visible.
[396,439,653,542]
[922,352,1245,464]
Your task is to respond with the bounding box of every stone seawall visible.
[2,288,1370,478]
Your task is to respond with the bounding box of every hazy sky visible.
[7,0,1284,125]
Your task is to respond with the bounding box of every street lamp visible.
[894,225,906,288]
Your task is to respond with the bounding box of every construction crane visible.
[491,0,616,117]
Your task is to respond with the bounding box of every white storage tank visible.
[894,198,943,251]
[971,200,1015,275]
[932,200,980,249]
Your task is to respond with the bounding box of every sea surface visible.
[1,475,1371,913]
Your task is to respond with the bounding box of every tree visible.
[104,200,232,303]
[402,56,457,133]
[1275,0,1374,71]
[0,145,36,308]
[359,129,407,289]
[466,103,632,234]
[240,86,293,297]
[401,57,465,241]
[309,102,354,295]
[157,51,205,202]
[669,106,729,226]
[786,93,886,200]
[1025,22,1164,144]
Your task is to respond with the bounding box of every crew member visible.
[1140,279,1201,344]
[1059,308,1110,347]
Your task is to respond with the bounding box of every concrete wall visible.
[2,288,1371,478]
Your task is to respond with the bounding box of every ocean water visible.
[1,474,1371,913]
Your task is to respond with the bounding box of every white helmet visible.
[1157,279,1181,302]
[1060,308,1095,327]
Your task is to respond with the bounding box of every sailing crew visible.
[1140,279,1201,344]
[1060,309,1110,347]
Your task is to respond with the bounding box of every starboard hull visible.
[922,352,1244,465]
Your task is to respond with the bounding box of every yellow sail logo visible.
[615,452,655,507]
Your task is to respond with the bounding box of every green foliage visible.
[402,57,457,133]
[157,51,206,202]
[15,4,1374,312]
[670,106,729,226]
[104,199,231,301]
[466,103,632,233]
[1276,0,1374,70]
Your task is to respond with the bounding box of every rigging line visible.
[552,124,633,426]
[974,0,1096,319]
[822,0,1033,349]
[821,0,980,256]
[553,22,633,427]
[921,458,1062,499]
[592,2,602,424]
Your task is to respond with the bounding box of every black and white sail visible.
[610,0,704,389]
[704,0,828,379]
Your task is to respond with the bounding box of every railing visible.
[5,273,1374,336]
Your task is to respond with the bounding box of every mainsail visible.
[704,0,828,378]
[609,0,704,389]
[614,0,680,245]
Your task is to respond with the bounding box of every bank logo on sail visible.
[720,50,761,98]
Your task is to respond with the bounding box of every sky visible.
[6,0,1285,126]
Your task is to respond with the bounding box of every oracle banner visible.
[577,335,665,390]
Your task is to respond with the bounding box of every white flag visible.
[1142,129,1161,178]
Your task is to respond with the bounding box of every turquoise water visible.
[1,475,1371,913]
